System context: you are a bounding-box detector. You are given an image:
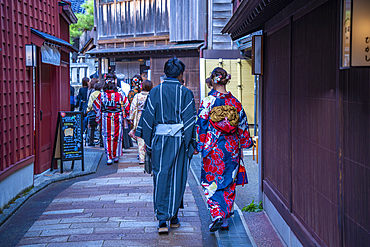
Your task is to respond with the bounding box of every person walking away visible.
[76,77,89,133]
[136,58,197,233]
[93,76,130,165]
[107,72,133,150]
[86,81,102,146]
[129,80,153,164]
[76,77,89,112]
[195,67,253,232]
[70,85,75,111]
[127,74,142,104]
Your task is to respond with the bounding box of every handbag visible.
[82,101,88,116]
[236,150,248,186]
[144,153,152,174]
[87,110,97,125]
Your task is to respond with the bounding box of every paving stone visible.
[40,228,94,236]
[60,217,108,223]
[102,239,158,246]
[42,209,85,215]
[119,221,158,228]
[103,202,146,208]
[70,222,120,228]
[23,230,42,238]
[37,213,93,220]
[32,219,61,226]
[93,227,145,234]
[68,233,121,241]
[29,223,71,231]
[16,244,47,247]
[47,240,103,247]
[17,236,69,245]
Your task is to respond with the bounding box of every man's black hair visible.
[164,57,185,78]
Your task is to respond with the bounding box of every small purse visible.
[236,150,248,186]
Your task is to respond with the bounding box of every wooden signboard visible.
[51,111,84,173]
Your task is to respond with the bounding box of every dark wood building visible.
[0,0,77,210]
[223,0,369,246]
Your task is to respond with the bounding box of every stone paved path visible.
[16,149,204,247]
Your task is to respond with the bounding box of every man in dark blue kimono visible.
[136,58,197,233]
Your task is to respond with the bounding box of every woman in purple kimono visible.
[195,67,253,232]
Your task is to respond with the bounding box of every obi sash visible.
[155,123,183,137]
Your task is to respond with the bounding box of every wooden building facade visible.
[223,0,370,246]
[89,0,204,107]
[0,0,77,210]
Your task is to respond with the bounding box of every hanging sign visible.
[41,43,61,66]
[351,0,370,66]
[341,0,370,68]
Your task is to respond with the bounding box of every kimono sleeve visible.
[93,93,102,124]
[129,93,138,121]
[121,94,130,118]
[182,89,197,157]
[135,93,155,153]
[238,107,253,149]
[195,96,214,152]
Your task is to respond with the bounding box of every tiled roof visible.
[31,28,78,52]
[70,0,86,14]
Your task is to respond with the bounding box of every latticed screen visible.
[0,0,57,174]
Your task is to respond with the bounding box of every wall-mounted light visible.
[25,44,37,67]
[252,35,263,75]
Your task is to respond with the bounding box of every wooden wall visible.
[0,0,59,179]
[262,0,369,245]
[150,53,200,109]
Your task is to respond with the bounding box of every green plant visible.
[0,185,34,213]
[241,199,263,212]
[70,0,94,43]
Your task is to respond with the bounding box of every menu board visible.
[60,112,83,160]
[51,111,84,173]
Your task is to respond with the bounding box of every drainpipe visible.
[199,0,208,58]
[254,75,258,136]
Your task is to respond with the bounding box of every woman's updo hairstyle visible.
[131,74,142,88]
[103,73,118,92]
[164,57,185,78]
[211,67,231,85]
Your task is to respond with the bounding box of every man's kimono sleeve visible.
[182,90,197,158]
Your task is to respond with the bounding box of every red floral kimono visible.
[196,90,253,219]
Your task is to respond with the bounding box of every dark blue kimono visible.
[136,78,197,221]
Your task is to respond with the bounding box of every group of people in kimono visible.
[86,56,253,233]
[91,72,153,165]
[135,57,253,234]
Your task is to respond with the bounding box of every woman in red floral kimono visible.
[195,67,253,232]
[93,77,130,165]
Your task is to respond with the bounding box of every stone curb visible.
[0,150,104,227]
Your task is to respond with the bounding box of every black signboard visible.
[51,111,84,173]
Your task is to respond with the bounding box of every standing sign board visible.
[51,111,84,173]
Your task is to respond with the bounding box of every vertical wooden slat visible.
[0,0,4,171]
[10,0,17,165]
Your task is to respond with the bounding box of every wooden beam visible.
[97,35,170,45]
